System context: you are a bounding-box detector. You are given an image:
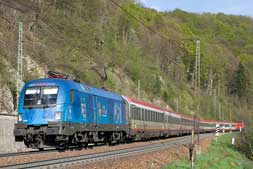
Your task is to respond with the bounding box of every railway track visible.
[0,149,57,158]
[0,133,214,169]
[0,144,102,158]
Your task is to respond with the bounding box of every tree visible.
[230,63,252,100]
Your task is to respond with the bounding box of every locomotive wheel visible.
[84,142,88,149]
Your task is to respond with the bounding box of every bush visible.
[236,129,253,160]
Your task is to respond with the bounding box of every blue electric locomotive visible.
[14,78,127,149]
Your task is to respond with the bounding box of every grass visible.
[165,134,253,169]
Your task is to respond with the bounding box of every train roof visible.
[123,96,165,112]
[123,96,239,124]
[123,97,190,119]
[24,78,123,101]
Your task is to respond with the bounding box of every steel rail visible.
[0,134,203,158]
[0,143,108,158]
[0,134,200,158]
[0,133,214,169]
[0,149,57,158]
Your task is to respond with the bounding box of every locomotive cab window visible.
[24,86,58,108]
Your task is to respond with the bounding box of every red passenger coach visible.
[123,96,174,139]
[236,122,245,131]
[123,97,195,139]
[123,96,240,141]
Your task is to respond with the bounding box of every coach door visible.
[69,90,81,123]
[92,95,98,126]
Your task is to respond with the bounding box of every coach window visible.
[145,109,147,121]
[131,107,134,120]
[135,107,138,120]
[169,116,172,123]
[136,107,139,120]
[141,109,143,121]
[147,109,149,121]
[137,108,139,120]
[130,106,134,119]
[142,109,144,121]
[139,108,143,121]
[132,107,135,120]
[150,111,152,121]
[143,109,146,121]
[146,109,148,121]
[139,108,142,120]
[136,108,139,120]
[135,108,137,120]
[137,108,140,120]
[134,107,138,120]
[143,109,145,121]
[139,108,143,120]
[147,110,149,121]
[140,108,143,120]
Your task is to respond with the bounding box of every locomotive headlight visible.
[18,114,23,122]
[55,111,62,120]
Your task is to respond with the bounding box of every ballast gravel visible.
[0,136,204,167]
[70,137,213,169]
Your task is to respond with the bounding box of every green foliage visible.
[236,129,253,160]
[152,74,162,95]
[166,134,253,169]
[230,63,252,98]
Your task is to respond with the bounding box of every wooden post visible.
[191,129,195,169]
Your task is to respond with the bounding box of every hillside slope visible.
[0,0,252,125]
